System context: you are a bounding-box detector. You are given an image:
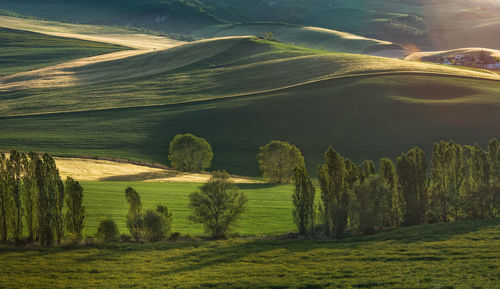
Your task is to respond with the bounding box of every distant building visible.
[486,62,500,69]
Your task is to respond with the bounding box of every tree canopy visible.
[257,140,304,184]
[168,133,213,172]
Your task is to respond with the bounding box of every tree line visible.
[0,150,85,245]
[273,139,500,237]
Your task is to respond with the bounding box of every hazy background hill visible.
[3,0,500,50]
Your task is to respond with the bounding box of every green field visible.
[0,27,124,76]
[81,181,294,236]
[1,74,499,175]
[0,219,498,288]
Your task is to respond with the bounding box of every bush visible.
[143,204,173,242]
[168,133,213,172]
[95,218,119,243]
[257,140,305,184]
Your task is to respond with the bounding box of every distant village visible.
[434,52,500,70]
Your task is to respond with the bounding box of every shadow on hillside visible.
[98,171,179,181]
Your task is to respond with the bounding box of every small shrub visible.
[120,234,132,243]
[95,218,119,243]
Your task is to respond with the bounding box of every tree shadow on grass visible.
[1,219,497,265]
[358,218,500,244]
[237,183,281,190]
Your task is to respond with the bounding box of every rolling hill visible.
[4,0,500,51]
[193,23,406,56]
[1,32,499,117]
[0,16,499,176]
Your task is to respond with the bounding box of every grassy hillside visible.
[0,218,498,288]
[194,23,406,55]
[2,36,499,117]
[0,0,222,34]
[1,74,499,176]
[0,16,183,50]
[4,0,500,50]
[80,182,293,236]
[0,27,125,76]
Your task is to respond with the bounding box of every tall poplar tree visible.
[292,165,315,235]
[0,153,8,241]
[430,141,465,222]
[22,152,38,242]
[397,147,428,226]
[380,158,400,227]
[43,154,64,244]
[35,156,53,246]
[65,177,85,241]
[126,186,144,241]
[9,150,24,242]
[318,147,349,237]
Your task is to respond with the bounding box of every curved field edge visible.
[0,219,498,288]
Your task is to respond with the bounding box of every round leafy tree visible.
[257,140,305,184]
[168,133,213,172]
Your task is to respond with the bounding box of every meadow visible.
[81,182,294,236]
[0,218,498,288]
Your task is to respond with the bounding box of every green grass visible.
[0,219,498,288]
[81,181,295,236]
[1,74,499,176]
[0,27,125,76]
